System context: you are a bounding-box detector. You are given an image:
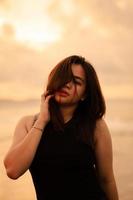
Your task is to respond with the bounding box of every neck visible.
[59,104,77,123]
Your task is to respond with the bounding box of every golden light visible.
[116,0,127,10]
[0,18,6,25]
[0,19,61,50]
[80,17,93,28]
[15,23,61,49]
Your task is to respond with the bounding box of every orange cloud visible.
[0,0,132,100]
[0,0,10,10]
[1,23,15,39]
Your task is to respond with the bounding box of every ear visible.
[81,95,86,101]
[81,90,87,101]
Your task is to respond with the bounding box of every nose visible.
[64,81,73,89]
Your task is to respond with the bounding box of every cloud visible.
[0,0,132,100]
[0,23,15,39]
[0,0,10,10]
[45,0,133,74]
[0,38,52,85]
[46,0,133,39]
[0,36,63,99]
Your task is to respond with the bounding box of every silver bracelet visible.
[33,126,43,132]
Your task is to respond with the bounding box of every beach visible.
[0,98,133,200]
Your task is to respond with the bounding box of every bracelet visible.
[33,126,43,132]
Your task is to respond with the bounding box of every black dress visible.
[29,115,107,200]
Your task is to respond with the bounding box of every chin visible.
[55,97,78,106]
[55,96,68,102]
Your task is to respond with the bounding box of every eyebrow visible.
[73,76,85,83]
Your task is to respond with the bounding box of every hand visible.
[38,90,54,123]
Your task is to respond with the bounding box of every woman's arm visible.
[3,91,54,180]
[3,115,47,179]
[94,118,119,200]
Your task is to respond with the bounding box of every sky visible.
[0,0,133,100]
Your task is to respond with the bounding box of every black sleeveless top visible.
[29,115,107,200]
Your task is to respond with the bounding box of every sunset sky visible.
[0,0,132,100]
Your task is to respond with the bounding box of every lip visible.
[57,89,69,96]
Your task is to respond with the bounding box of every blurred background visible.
[0,0,133,199]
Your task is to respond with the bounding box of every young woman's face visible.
[54,64,86,106]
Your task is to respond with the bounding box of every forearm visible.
[4,119,47,179]
[101,178,119,200]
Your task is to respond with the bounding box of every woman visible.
[4,55,119,200]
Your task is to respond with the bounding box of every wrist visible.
[34,118,48,129]
[37,114,48,122]
[33,126,43,132]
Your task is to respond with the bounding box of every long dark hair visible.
[46,55,106,148]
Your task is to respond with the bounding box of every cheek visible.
[72,85,78,98]
[72,85,84,99]
[76,86,86,98]
[73,85,78,96]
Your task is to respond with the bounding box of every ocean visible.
[0,98,133,200]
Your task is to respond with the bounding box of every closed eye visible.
[72,75,85,85]
[73,79,82,85]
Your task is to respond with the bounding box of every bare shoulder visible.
[9,113,39,149]
[96,117,108,127]
[24,112,39,132]
[16,112,39,132]
[94,118,111,144]
[16,114,34,130]
[94,119,115,185]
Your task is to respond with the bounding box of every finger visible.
[44,90,51,98]
[41,92,46,97]
[41,94,45,100]
[45,94,54,101]
[41,91,48,98]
